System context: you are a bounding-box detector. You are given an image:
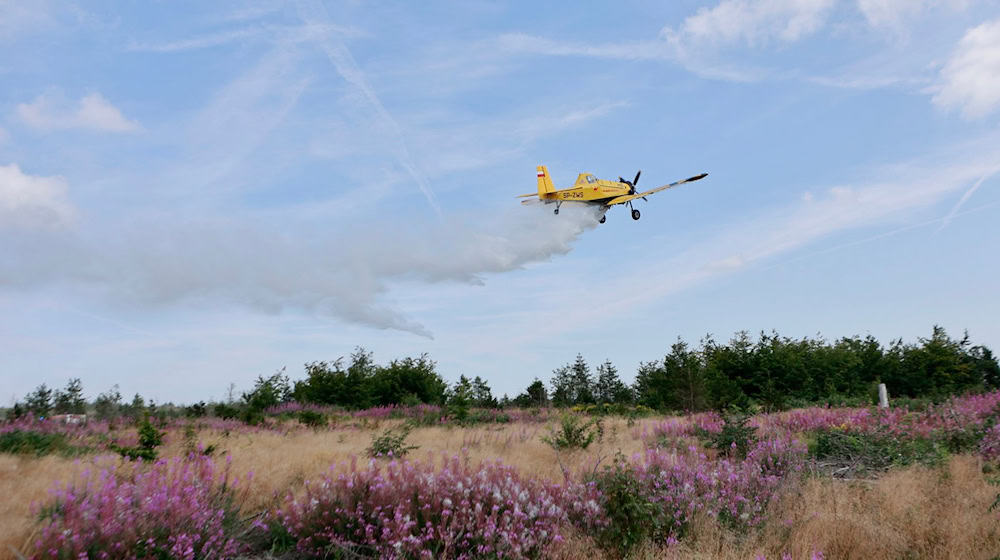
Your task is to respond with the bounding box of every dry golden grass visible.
[3,419,1000,559]
[0,453,118,557]
[561,455,1000,560]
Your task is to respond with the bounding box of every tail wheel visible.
[631,208,641,221]
[599,215,606,224]
[554,208,559,215]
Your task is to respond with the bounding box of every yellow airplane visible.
[518,166,707,223]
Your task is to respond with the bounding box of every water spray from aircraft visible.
[0,203,602,338]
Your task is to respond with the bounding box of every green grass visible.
[0,430,87,457]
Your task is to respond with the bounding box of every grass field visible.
[3,397,1000,559]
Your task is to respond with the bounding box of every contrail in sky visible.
[296,0,442,217]
[938,166,999,231]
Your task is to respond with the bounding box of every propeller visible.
[618,170,641,195]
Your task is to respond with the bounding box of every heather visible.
[31,455,249,560]
[276,455,596,559]
[584,437,807,556]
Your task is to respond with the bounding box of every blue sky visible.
[2,0,1000,404]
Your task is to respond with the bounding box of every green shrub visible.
[0,430,74,457]
[408,410,442,427]
[239,407,265,426]
[809,429,947,475]
[587,457,664,558]
[113,416,165,461]
[184,401,208,418]
[700,414,758,459]
[446,400,470,424]
[940,424,984,454]
[542,414,601,451]
[367,425,419,458]
[213,402,240,420]
[297,410,327,428]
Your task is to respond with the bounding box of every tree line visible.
[8,327,1000,418]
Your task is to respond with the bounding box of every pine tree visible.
[595,360,632,404]
[24,384,53,417]
[53,378,87,414]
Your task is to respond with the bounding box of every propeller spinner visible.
[618,170,641,194]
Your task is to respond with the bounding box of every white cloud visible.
[17,92,141,133]
[128,23,365,53]
[666,0,837,47]
[932,18,1000,119]
[129,28,261,52]
[496,32,761,82]
[499,0,839,82]
[856,0,928,28]
[0,2,53,40]
[0,163,74,228]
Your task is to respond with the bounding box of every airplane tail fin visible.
[536,165,555,196]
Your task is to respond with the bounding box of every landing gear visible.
[599,215,606,224]
[631,208,641,221]
[554,201,561,215]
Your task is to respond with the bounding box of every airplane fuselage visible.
[538,173,630,205]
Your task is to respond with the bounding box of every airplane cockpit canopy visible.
[586,174,597,183]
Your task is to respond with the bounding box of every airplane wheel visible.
[631,209,641,220]
[599,215,606,224]
[554,208,559,215]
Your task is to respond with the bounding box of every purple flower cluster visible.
[980,423,1000,462]
[756,551,825,560]
[636,411,724,444]
[32,455,247,560]
[628,436,806,534]
[278,454,596,559]
[265,401,337,415]
[638,391,1000,446]
[351,403,445,421]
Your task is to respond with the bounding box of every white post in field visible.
[878,383,889,408]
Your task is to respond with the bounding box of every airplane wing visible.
[605,172,707,206]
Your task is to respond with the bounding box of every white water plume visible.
[0,203,602,338]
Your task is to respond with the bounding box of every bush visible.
[574,440,807,556]
[587,457,665,558]
[32,455,248,559]
[276,455,573,559]
[0,430,73,457]
[297,409,327,428]
[239,407,265,426]
[367,425,419,458]
[981,424,1000,462]
[214,402,240,420]
[184,401,207,418]
[809,429,947,475]
[112,415,165,461]
[699,413,758,459]
[542,414,602,451]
